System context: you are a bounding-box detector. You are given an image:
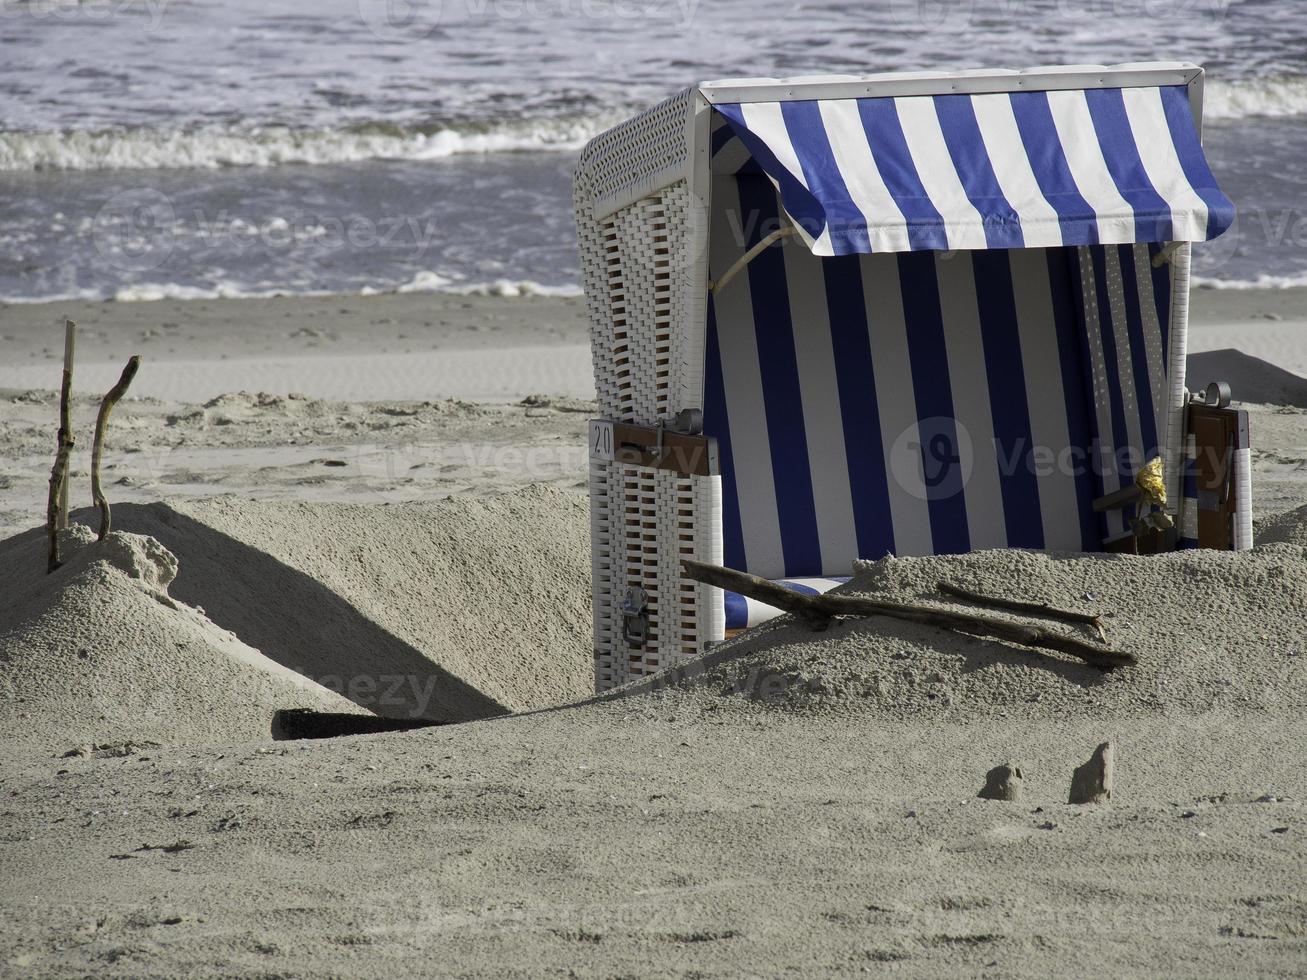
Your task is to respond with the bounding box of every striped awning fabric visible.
[724,577,850,631]
[712,85,1234,255]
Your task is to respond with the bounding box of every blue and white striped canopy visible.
[712,85,1234,255]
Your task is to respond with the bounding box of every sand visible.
[0,293,591,402]
[109,489,594,721]
[0,523,360,750]
[1,289,1305,976]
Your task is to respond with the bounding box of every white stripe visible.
[860,252,935,556]
[892,97,989,251]
[1233,446,1253,551]
[969,93,1065,248]
[781,578,846,592]
[743,595,781,626]
[710,175,785,578]
[817,99,913,252]
[1008,247,1084,551]
[782,235,860,575]
[1045,90,1136,245]
[934,252,1007,549]
[739,102,833,254]
[1120,87,1210,241]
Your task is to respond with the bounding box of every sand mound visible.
[109,484,592,721]
[664,544,1307,720]
[0,525,358,751]
[1257,503,1307,546]
[1188,348,1307,407]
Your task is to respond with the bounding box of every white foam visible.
[0,116,617,172]
[1193,272,1307,290]
[392,271,582,298]
[1205,77,1307,120]
[2,276,583,305]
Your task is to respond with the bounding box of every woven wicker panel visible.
[574,184,693,425]
[590,459,722,693]
[589,457,620,691]
[576,88,693,211]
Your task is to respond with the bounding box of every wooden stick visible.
[91,355,141,541]
[682,559,1134,671]
[936,581,1107,642]
[46,320,76,572]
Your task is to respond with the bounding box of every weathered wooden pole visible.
[46,320,76,572]
[92,355,141,541]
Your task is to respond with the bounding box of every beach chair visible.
[574,63,1243,693]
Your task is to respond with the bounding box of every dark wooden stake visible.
[46,320,76,572]
[936,581,1107,642]
[91,355,141,541]
[682,559,1135,671]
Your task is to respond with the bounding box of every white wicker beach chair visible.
[574,63,1243,693]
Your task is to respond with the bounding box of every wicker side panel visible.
[573,89,700,425]
[589,457,621,691]
[592,460,722,693]
[574,184,692,425]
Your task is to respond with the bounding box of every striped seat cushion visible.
[724,576,851,630]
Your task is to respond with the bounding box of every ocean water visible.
[2,0,1306,302]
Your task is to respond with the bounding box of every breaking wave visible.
[1204,76,1307,121]
[0,115,618,172]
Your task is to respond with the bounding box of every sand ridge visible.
[0,524,359,750]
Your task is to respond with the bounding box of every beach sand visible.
[1,289,1305,976]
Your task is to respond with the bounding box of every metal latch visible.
[621,586,649,648]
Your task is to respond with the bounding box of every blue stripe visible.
[1089,246,1137,516]
[1147,242,1171,355]
[1083,88,1173,242]
[781,580,821,596]
[856,98,950,251]
[971,249,1043,547]
[1008,92,1097,246]
[1116,245,1159,455]
[1157,85,1236,240]
[723,590,749,629]
[703,296,746,571]
[895,251,970,554]
[710,120,736,158]
[736,177,823,576]
[715,104,827,241]
[779,101,872,254]
[933,95,1025,249]
[824,253,896,559]
[1050,247,1102,549]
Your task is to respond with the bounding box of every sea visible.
[2,0,1306,303]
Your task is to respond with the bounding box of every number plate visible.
[588,419,615,461]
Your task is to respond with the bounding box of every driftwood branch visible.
[682,559,1134,671]
[91,355,141,541]
[46,320,76,573]
[936,581,1107,642]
